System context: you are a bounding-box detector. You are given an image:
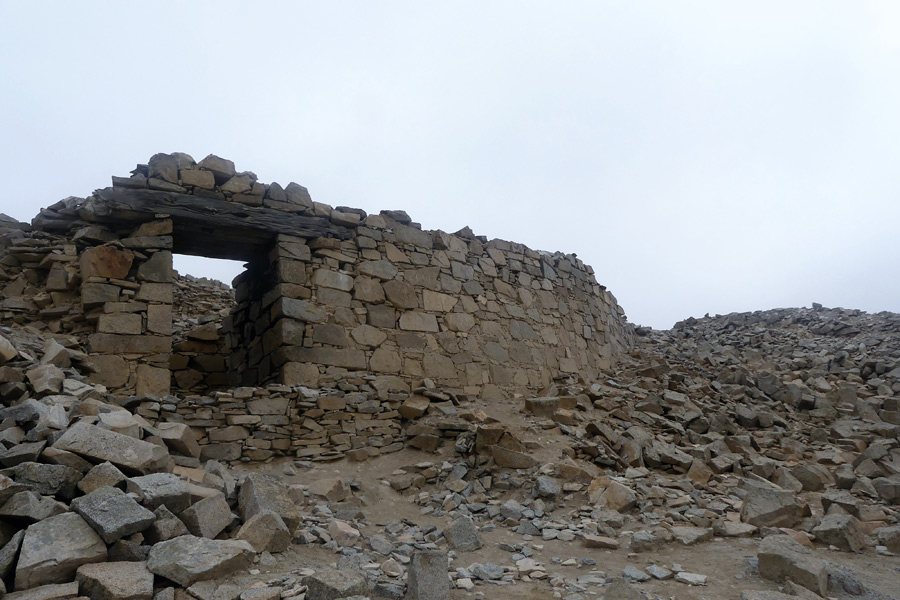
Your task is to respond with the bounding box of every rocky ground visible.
[0,274,898,600]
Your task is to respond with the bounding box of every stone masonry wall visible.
[19,153,633,401]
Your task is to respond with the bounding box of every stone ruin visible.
[4,152,633,400]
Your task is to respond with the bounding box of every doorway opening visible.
[169,255,245,393]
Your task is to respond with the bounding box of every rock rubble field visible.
[1,237,900,599]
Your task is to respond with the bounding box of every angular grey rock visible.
[78,462,127,494]
[645,564,673,580]
[234,509,290,553]
[143,505,188,545]
[535,475,561,498]
[407,550,448,600]
[15,512,108,590]
[0,441,46,468]
[151,422,202,459]
[76,561,154,600]
[179,492,233,539]
[670,526,713,546]
[622,565,650,582]
[602,578,644,600]
[0,490,68,522]
[52,423,170,475]
[443,516,483,552]
[811,513,868,552]
[301,569,367,600]
[4,582,80,600]
[146,535,254,587]
[25,364,65,396]
[757,534,827,596]
[238,474,301,532]
[126,473,191,513]
[71,486,156,544]
[8,462,81,500]
[740,481,803,528]
[472,563,504,580]
[0,530,25,579]
[876,525,900,552]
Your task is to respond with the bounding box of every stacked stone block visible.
[23,152,633,399]
[134,379,405,462]
[81,220,175,396]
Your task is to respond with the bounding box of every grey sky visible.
[2,1,898,328]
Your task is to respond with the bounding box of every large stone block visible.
[301,569,367,600]
[353,277,385,303]
[52,422,170,475]
[407,550,449,600]
[82,283,120,306]
[238,474,301,531]
[71,486,155,544]
[97,313,142,335]
[383,280,418,309]
[234,509,290,553]
[76,561,154,600]
[135,364,169,396]
[126,473,191,513]
[197,154,236,184]
[15,512,108,590]
[80,246,134,279]
[88,334,171,355]
[137,251,172,283]
[273,298,327,323]
[147,536,253,587]
[180,492,233,539]
[357,260,398,281]
[287,347,366,370]
[399,312,439,332]
[312,269,353,291]
[757,535,827,596]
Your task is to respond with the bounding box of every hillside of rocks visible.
[1,260,899,600]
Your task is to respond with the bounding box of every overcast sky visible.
[1,2,898,329]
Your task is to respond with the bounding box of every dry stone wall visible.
[11,152,633,402]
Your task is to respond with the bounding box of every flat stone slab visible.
[126,473,190,513]
[71,486,156,544]
[147,535,254,587]
[301,569,367,600]
[4,582,80,600]
[76,561,154,600]
[52,422,169,475]
[15,512,107,590]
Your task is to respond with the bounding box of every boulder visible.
[7,462,80,500]
[238,474,301,531]
[143,505,189,544]
[179,493,233,539]
[811,514,868,552]
[15,512,108,590]
[740,481,803,528]
[407,550,449,600]
[234,510,290,553]
[126,473,190,513]
[0,491,68,522]
[76,561,153,600]
[4,582,80,600]
[307,478,349,502]
[146,536,254,587]
[301,569,367,600]
[757,534,827,596]
[71,486,156,544]
[52,423,170,475]
[443,516,483,552]
[77,462,127,494]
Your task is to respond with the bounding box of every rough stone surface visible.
[146,535,254,587]
[76,561,154,600]
[16,512,108,590]
[71,486,156,544]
